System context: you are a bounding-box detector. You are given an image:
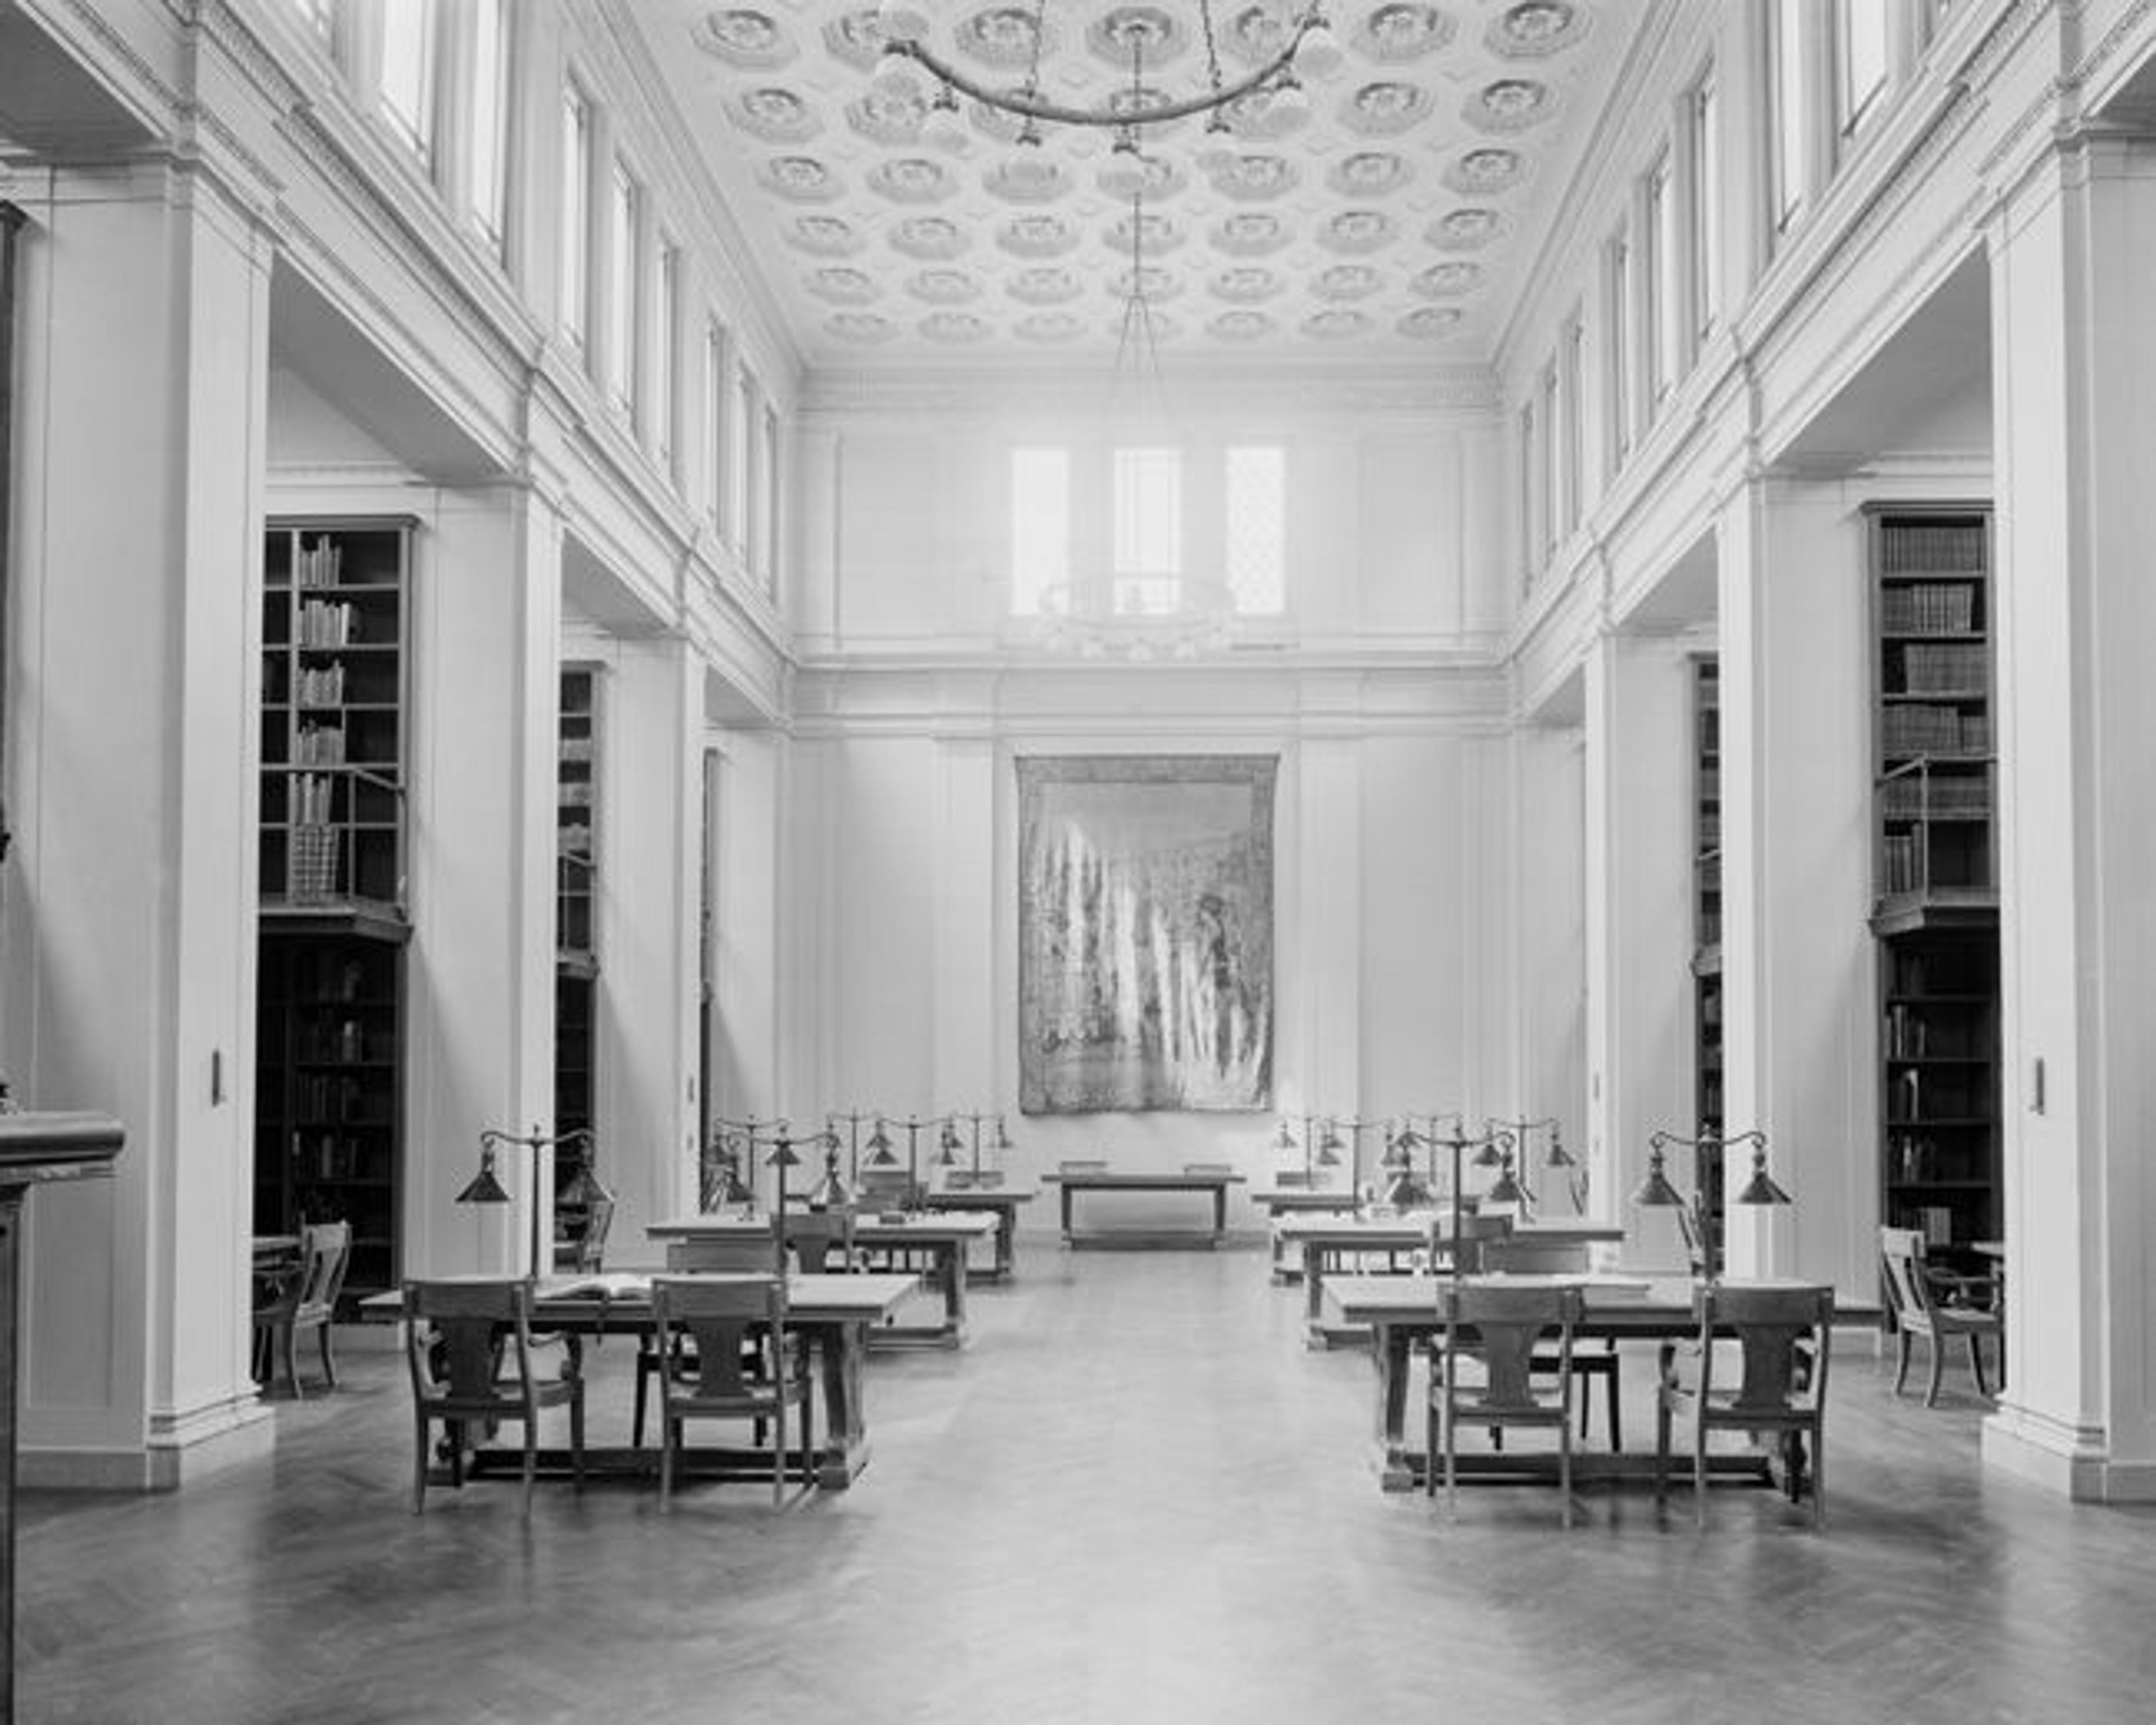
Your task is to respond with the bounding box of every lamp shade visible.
[1630,1148,1686,1208]
[455,1148,510,1206]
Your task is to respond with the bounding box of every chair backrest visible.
[666,1234,778,1272]
[1438,1281,1584,1411]
[857,1167,917,1208]
[788,1208,857,1274]
[1878,1226,1938,1331]
[1059,1159,1108,1174]
[1430,1210,1512,1274]
[564,1194,614,1274]
[1481,1234,1590,1275]
[1697,1283,1834,1412]
[650,1275,786,1399]
[404,1278,537,1409]
[294,1220,353,1321]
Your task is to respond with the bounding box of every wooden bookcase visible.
[1689,655,1725,1271]
[255,519,412,1303]
[254,940,404,1300]
[555,667,599,1233]
[1869,507,1999,1257]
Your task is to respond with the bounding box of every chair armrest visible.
[1924,1266,2000,1311]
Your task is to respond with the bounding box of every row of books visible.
[1883,1002,1983,1058]
[1880,523,1985,575]
[289,775,341,825]
[296,1019,372,1064]
[1880,582,1978,633]
[293,540,344,589]
[295,723,346,765]
[1893,1203,1961,1247]
[1886,1134,1981,1185]
[1880,772,1990,817]
[1894,641,1988,692]
[287,1133,380,1183]
[293,1074,377,1125]
[294,663,346,708]
[298,600,364,648]
[1881,704,1991,755]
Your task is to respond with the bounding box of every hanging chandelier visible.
[872,1,1343,162]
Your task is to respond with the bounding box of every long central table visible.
[1041,1167,1247,1248]
[1278,1215,1625,1343]
[922,1180,1038,1282]
[362,1271,916,1491]
[645,1211,998,1347]
[1323,1273,1808,1499]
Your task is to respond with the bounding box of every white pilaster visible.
[1983,134,2156,1500]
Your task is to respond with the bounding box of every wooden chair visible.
[1879,1226,2002,1405]
[788,1208,860,1274]
[1427,1280,1584,1527]
[636,1235,779,1445]
[648,1275,812,1508]
[552,1192,615,1274]
[1480,1235,1623,1450]
[403,1279,585,1517]
[252,1220,352,1399]
[1656,1282,1833,1530]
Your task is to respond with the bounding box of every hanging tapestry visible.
[1017,755,1276,1114]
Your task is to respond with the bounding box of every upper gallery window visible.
[1010,448,1071,617]
[468,0,510,252]
[560,81,592,352]
[1113,446,1183,615]
[1689,70,1720,340]
[1224,446,1285,615]
[1771,0,1810,233]
[1839,0,1891,134]
[378,0,437,159]
[607,159,643,417]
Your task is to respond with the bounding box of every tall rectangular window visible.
[1113,447,1182,614]
[730,367,755,550]
[1011,448,1070,616]
[704,321,729,531]
[1561,313,1584,535]
[1538,364,1560,560]
[469,0,509,250]
[1645,151,1676,403]
[607,161,642,416]
[379,0,436,158]
[1691,71,1720,339]
[1223,446,1285,615]
[654,241,680,472]
[1839,0,1890,132]
[1607,225,1632,472]
[1773,0,1808,232]
[560,83,591,352]
[759,404,781,592]
[1518,403,1537,587]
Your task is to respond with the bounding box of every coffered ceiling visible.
[632,1,1636,370]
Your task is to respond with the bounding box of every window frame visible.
[559,79,593,354]
[377,0,439,163]
[1223,444,1286,616]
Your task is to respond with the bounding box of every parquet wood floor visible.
[19,1248,2156,1724]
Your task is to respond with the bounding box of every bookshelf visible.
[555,667,599,1233]
[1689,655,1724,1269]
[260,522,409,932]
[254,938,403,1302]
[1869,508,1999,1258]
[255,519,412,1304]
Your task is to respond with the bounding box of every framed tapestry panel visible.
[1017,755,1276,1114]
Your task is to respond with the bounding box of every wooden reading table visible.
[1248,1184,1362,1280]
[1278,1215,1625,1344]
[1324,1272,1812,1499]
[363,1271,915,1491]
[923,1176,1038,1282]
[645,1211,997,1347]
[1042,1166,1247,1248]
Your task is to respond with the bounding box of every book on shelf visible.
[1880,582,1977,634]
[295,539,344,590]
[298,600,360,649]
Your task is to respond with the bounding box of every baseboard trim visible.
[24,1393,274,1493]
[1981,1402,2139,1500]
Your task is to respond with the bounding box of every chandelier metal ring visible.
[878,3,1336,137]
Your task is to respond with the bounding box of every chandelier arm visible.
[884,17,1323,132]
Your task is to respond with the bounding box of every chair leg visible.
[1892,1328,1913,1395]
[317,1321,339,1390]
[571,1388,586,1495]
[521,1419,537,1519]
[412,1412,430,1514]
[280,1324,302,1401]
[659,1411,675,1513]
[632,1349,650,1448]
[1968,1332,1990,1398]
[1924,1334,1945,1408]
[1810,1423,1826,1532]
[771,1398,786,1507]
[1654,1395,1669,1511]
[1606,1361,1622,1453]
[1559,1418,1573,1531]
[1693,1417,1708,1531]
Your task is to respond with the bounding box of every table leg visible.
[812,1319,873,1490]
[937,1242,968,1341]
[1303,1243,1327,1327]
[1213,1183,1227,1246]
[993,1208,1016,1279]
[1369,1318,1420,1492]
[1060,1184,1075,1245]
